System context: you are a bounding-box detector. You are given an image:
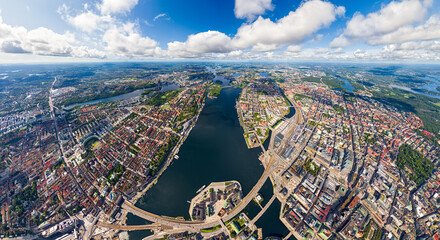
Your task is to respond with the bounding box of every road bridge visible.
[121,157,276,230]
[96,221,172,231]
[249,195,277,227]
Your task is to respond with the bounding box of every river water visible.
[333,75,354,93]
[65,83,180,109]
[127,86,291,239]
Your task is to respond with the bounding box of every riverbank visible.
[63,82,181,110]
[128,101,206,206]
[128,87,263,220]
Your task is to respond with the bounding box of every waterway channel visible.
[65,83,180,109]
[127,86,291,239]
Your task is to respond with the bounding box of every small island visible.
[189,181,243,222]
[207,80,223,98]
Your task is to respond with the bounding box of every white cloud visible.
[143,20,152,26]
[228,50,244,58]
[333,48,344,54]
[314,48,330,54]
[251,43,280,52]
[153,13,168,21]
[99,0,138,15]
[332,0,436,47]
[353,49,370,59]
[0,16,105,58]
[345,0,429,38]
[381,42,440,60]
[391,40,440,51]
[330,34,350,48]
[276,45,439,62]
[232,0,345,49]
[165,0,343,58]
[59,0,160,58]
[379,40,440,60]
[308,34,323,44]
[286,45,302,52]
[70,46,106,58]
[367,15,440,45]
[67,11,112,32]
[103,22,158,57]
[234,0,274,20]
[314,47,345,55]
[217,50,248,59]
[167,31,233,58]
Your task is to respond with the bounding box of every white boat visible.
[196,185,206,193]
[174,155,179,159]
[187,200,191,204]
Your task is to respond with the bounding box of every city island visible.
[0,63,440,240]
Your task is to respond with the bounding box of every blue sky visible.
[0,0,439,63]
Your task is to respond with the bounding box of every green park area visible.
[209,83,223,98]
[396,144,434,186]
[146,89,182,107]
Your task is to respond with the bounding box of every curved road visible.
[122,156,276,230]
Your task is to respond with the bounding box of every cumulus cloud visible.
[286,45,302,52]
[228,50,244,58]
[332,48,344,54]
[166,0,343,58]
[103,22,159,57]
[167,31,233,58]
[332,0,436,47]
[0,16,105,58]
[216,50,251,59]
[12,0,439,62]
[99,0,138,15]
[379,40,440,60]
[234,0,274,20]
[389,40,440,52]
[353,49,372,59]
[251,43,280,52]
[232,0,345,49]
[381,42,440,60]
[345,0,429,38]
[1,41,30,54]
[367,15,440,45]
[314,47,345,55]
[314,48,330,54]
[67,11,112,32]
[274,45,438,62]
[58,0,161,58]
[330,34,350,48]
